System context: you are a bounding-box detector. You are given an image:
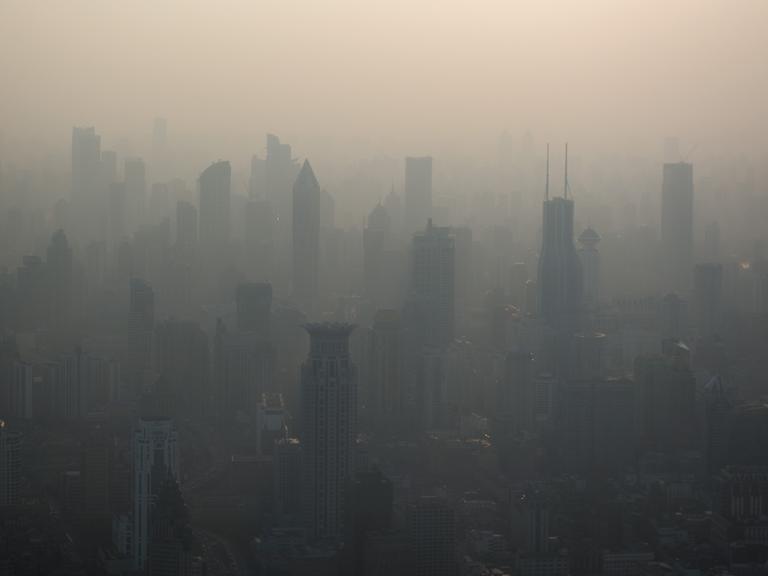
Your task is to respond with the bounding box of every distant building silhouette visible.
[292,160,321,305]
[301,322,357,542]
[71,126,102,241]
[198,160,231,263]
[132,417,179,571]
[405,156,432,235]
[661,162,694,293]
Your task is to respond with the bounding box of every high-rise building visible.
[577,227,601,311]
[292,160,320,305]
[128,279,155,397]
[245,199,274,282]
[538,197,582,328]
[198,160,231,262]
[124,157,147,234]
[175,200,197,253]
[363,203,391,305]
[273,437,303,526]
[694,263,723,337]
[301,323,357,542]
[71,126,103,242]
[367,310,404,430]
[408,219,455,349]
[236,282,272,336]
[214,284,276,420]
[0,420,21,506]
[405,156,432,234]
[132,417,179,571]
[661,162,694,293]
[411,495,456,576]
[155,319,209,416]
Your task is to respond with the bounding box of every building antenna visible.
[545,143,550,201]
[564,142,569,199]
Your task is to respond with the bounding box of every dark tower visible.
[537,145,583,328]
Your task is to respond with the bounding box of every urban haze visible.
[1,2,768,576]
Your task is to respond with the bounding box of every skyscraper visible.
[537,197,582,327]
[71,126,102,241]
[301,323,357,542]
[198,160,231,262]
[363,203,392,305]
[124,157,147,235]
[405,156,432,235]
[292,160,320,305]
[0,420,21,506]
[367,310,404,431]
[132,417,179,571]
[661,162,694,293]
[577,227,601,311]
[408,219,456,349]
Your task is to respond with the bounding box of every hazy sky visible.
[1,0,767,162]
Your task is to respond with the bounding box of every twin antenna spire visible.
[545,142,569,200]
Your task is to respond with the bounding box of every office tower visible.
[509,262,528,310]
[132,417,179,571]
[55,349,119,420]
[249,154,266,198]
[538,197,582,328]
[147,476,201,576]
[155,319,209,416]
[292,160,320,304]
[661,162,694,293]
[71,126,102,241]
[109,182,127,248]
[704,374,732,474]
[236,282,272,335]
[128,279,155,396]
[634,339,696,454]
[125,157,147,234]
[198,160,231,262]
[363,203,391,305]
[694,263,723,337]
[46,229,73,328]
[577,227,601,311]
[704,221,721,261]
[405,156,432,234]
[175,200,197,253]
[412,495,456,576]
[82,422,111,522]
[100,149,117,185]
[409,219,455,349]
[266,134,298,275]
[301,322,357,542]
[245,198,274,282]
[0,420,21,506]
[367,310,403,430]
[214,285,275,419]
[273,437,303,525]
[497,349,534,435]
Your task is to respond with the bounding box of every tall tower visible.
[301,323,357,542]
[363,203,392,306]
[537,146,582,328]
[661,162,694,293]
[132,417,179,571]
[405,156,433,235]
[198,160,231,263]
[124,157,147,235]
[577,227,601,311]
[409,219,456,348]
[292,160,320,305]
[71,126,102,241]
[0,420,21,506]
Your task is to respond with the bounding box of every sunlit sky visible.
[1,0,767,163]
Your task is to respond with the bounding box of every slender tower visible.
[537,144,582,328]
